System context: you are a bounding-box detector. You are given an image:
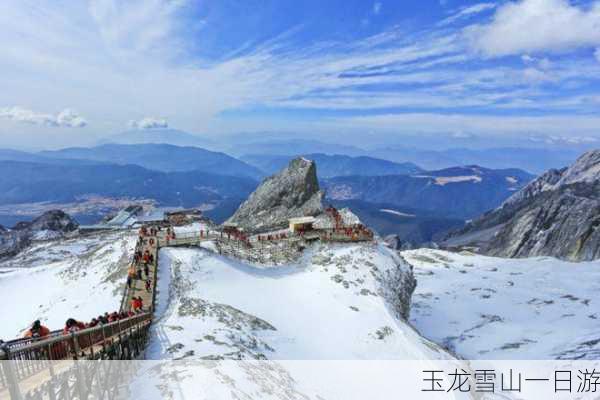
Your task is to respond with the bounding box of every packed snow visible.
[380,209,416,218]
[433,176,482,186]
[403,248,600,359]
[146,243,453,361]
[0,231,135,339]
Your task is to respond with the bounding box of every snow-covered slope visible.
[0,231,135,339]
[403,248,600,359]
[146,243,453,360]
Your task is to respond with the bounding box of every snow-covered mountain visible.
[0,229,480,398]
[445,149,600,261]
[403,248,600,359]
[146,243,451,360]
[0,228,452,359]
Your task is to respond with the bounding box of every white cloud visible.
[373,2,382,15]
[0,106,87,128]
[128,117,168,130]
[439,3,497,26]
[451,131,477,139]
[56,109,87,128]
[467,0,600,56]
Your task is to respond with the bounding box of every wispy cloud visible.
[0,107,87,128]
[438,2,496,26]
[128,117,168,129]
[0,0,599,143]
[373,2,382,15]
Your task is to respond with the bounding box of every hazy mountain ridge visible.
[41,143,263,179]
[323,165,534,219]
[98,128,216,149]
[242,153,422,178]
[0,160,257,208]
[329,199,464,245]
[370,146,581,174]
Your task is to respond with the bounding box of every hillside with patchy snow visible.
[403,248,600,359]
[0,231,134,339]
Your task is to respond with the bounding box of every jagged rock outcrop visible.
[226,157,324,232]
[444,150,600,261]
[0,210,78,259]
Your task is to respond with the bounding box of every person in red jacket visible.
[131,297,144,313]
[63,318,85,334]
[24,320,51,339]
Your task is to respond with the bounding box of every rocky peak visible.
[444,149,600,261]
[28,210,79,233]
[503,149,600,208]
[558,149,600,186]
[0,210,78,259]
[226,157,324,232]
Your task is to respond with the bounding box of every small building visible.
[288,216,316,233]
[165,209,203,226]
[223,222,243,234]
[135,210,167,226]
[106,205,144,227]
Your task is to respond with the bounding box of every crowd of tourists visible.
[22,308,145,340]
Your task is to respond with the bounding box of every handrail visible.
[3,313,152,360]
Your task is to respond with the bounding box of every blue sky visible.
[0,0,600,149]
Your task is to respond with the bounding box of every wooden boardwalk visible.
[120,235,159,315]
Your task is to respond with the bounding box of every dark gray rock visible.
[383,234,417,251]
[226,157,324,232]
[0,210,79,259]
[27,210,79,233]
[444,150,600,261]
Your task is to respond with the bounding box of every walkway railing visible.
[0,313,152,392]
[1,313,151,362]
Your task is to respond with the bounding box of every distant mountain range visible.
[98,128,216,149]
[329,199,464,245]
[0,140,543,245]
[226,139,366,158]
[322,166,534,219]
[370,146,580,174]
[40,143,264,180]
[0,160,257,208]
[241,153,422,178]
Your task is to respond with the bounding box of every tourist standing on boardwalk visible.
[63,318,85,334]
[24,320,50,339]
